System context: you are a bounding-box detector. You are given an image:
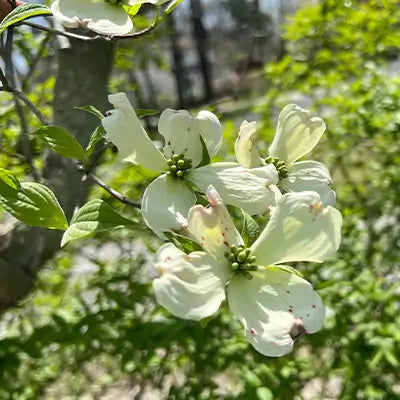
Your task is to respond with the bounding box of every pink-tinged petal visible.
[188,185,243,262]
[188,162,279,215]
[227,268,324,357]
[153,244,229,320]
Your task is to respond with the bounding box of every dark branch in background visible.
[0,82,50,125]
[0,28,41,181]
[22,33,51,90]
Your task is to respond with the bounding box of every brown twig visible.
[22,17,159,43]
[89,174,141,209]
[77,164,141,209]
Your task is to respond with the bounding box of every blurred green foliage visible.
[0,0,399,399]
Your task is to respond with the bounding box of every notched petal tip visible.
[206,185,222,207]
[269,104,327,164]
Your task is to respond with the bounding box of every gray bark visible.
[190,0,214,101]
[0,38,114,311]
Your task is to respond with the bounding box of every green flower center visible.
[225,245,258,279]
[265,156,288,179]
[166,153,193,180]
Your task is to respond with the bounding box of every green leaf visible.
[163,231,203,254]
[123,4,141,17]
[256,387,273,400]
[197,135,211,167]
[85,126,106,157]
[34,125,86,163]
[165,0,184,15]
[0,177,68,230]
[0,3,52,35]
[0,168,20,191]
[75,105,105,120]
[241,210,260,247]
[136,109,160,118]
[61,199,136,247]
[267,265,304,278]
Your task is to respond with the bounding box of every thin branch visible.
[0,83,50,125]
[88,173,141,209]
[13,97,41,181]
[21,17,159,43]
[22,33,51,90]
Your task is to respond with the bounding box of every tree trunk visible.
[0,38,114,311]
[190,0,214,101]
[167,13,189,108]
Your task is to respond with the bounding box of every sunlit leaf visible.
[0,176,68,230]
[61,199,136,246]
[0,4,52,35]
[34,126,86,163]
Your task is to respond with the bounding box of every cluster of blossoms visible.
[101,92,342,357]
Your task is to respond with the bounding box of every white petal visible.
[51,0,133,36]
[188,186,243,262]
[251,191,342,265]
[234,120,263,168]
[281,161,336,206]
[268,104,326,164]
[102,93,168,172]
[159,110,203,167]
[196,110,222,156]
[142,174,196,238]
[51,0,80,28]
[158,109,222,164]
[153,244,228,320]
[227,268,325,357]
[158,108,183,137]
[187,163,279,215]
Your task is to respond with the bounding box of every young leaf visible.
[165,0,184,15]
[75,105,105,120]
[0,4,52,35]
[0,178,68,230]
[0,168,20,190]
[85,126,106,157]
[241,210,260,247]
[197,135,211,167]
[34,125,86,163]
[163,231,203,254]
[136,109,160,118]
[123,4,141,17]
[61,199,136,247]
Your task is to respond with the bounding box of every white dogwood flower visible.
[102,93,279,237]
[235,104,336,205]
[50,0,165,36]
[153,186,342,357]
